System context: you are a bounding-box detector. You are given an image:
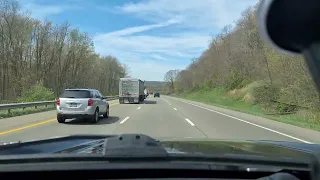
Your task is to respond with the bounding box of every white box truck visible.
[119,78,145,104]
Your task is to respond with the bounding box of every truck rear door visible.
[121,80,139,97]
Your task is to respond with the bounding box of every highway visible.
[0,96,319,143]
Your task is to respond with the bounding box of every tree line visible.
[0,0,128,101]
[164,2,319,114]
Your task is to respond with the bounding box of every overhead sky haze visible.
[19,0,257,81]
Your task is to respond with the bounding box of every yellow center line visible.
[0,103,120,136]
[0,119,56,136]
[110,103,119,106]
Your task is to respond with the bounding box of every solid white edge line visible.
[170,97,312,144]
[137,106,141,110]
[174,108,177,111]
[185,118,195,126]
[120,117,130,124]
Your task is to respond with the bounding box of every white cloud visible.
[94,25,209,80]
[102,19,179,37]
[125,61,186,81]
[151,54,167,61]
[94,32,210,57]
[118,0,258,29]
[20,0,78,19]
[93,0,257,80]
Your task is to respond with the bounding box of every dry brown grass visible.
[296,110,320,123]
[225,85,257,103]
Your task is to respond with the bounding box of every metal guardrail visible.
[0,96,119,113]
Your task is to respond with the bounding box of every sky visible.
[19,0,257,81]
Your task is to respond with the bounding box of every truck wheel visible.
[119,99,123,104]
[57,116,65,123]
[91,109,99,123]
[103,106,109,118]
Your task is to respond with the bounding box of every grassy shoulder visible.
[0,106,55,119]
[173,88,320,131]
[0,83,56,118]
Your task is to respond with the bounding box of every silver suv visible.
[56,89,109,123]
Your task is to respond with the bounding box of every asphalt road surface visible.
[0,96,319,143]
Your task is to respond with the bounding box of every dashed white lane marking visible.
[174,108,177,111]
[137,106,141,110]
[185,118,195,126]
[120,117,130,124]
[170,97,312,144]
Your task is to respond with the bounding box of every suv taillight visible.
[56,98,60,106]
[88,98,94,106]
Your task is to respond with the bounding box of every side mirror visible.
[257,0,320,90]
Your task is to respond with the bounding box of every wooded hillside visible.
[0,0,127,102]
[145,81,166,93]
[164,2,319,122]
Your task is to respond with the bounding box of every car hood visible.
[0,135,317,160]
[161,139,316,160]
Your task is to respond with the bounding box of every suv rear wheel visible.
[103,106,109,118]
[91,109,99,123]
[57,116,65,123]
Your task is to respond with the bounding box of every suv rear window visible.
[60,90,92,98]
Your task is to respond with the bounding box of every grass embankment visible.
[0,83,56,119]
[0,106,55,119]
[173,84,320,131]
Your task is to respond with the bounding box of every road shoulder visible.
[167,96,320,144]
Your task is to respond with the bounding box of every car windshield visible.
[0,0,318,150]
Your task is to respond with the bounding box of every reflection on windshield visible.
[0,0,317,148]
[161,141,313,159]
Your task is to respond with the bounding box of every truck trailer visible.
[119,78,145,104]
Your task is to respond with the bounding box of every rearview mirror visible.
[257,0,320,90]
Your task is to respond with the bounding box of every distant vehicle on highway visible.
[56,89,109,123]
[144,88,148,99]
[154,92,160,98]
[119,78,145,104]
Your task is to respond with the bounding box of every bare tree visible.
[0,0,129,101]
[164,69,180,92]
[171,1,319,110]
